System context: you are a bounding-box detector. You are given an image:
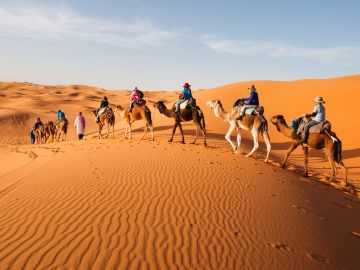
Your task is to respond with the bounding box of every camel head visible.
[270,115,285,131]
[153,101,167,113]
[206,99,222,109]
[90,110,98,121]
[206,99,226,118]
[114,105,124,113]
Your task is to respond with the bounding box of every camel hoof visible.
[280,163,286,169]
[181,141,185,144]
[168,139,173,143]
[303,172,308,177]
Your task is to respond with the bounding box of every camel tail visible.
[197,106,206,129]
[331,132,343,164]
[145,107,153,126]
[259,116,269,138]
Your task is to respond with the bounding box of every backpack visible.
[138,90,144,99]
[290,117,303,130]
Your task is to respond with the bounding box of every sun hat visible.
[183,83,191,88]
[313,96,325,103]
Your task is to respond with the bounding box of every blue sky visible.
[0,0,359,90]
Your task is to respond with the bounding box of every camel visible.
[270,115,348,186]
[91,108,115,139]
[114,104,154,141]
[206,99,271,162]
[54,118,69,141]
[33,126,44,144]
[44,121,57,143]
[153,100,207,146]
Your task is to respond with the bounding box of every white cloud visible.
[202,36,360,66]
[0,3,178,48]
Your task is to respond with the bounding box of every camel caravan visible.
[29,83,349,187]
[31,110,69,144]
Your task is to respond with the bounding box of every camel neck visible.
[278,121,293,138]
[160,106,173,118]
[214,105,229,121]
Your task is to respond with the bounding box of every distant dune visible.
[0,76,359,269]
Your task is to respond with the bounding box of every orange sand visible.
[0,76,359,269]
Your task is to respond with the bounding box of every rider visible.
[33,117,43,130]
[96,96,109,123]
[57,109,65,121]
[237,85,259,121]
[175,83,193,113]
[129,86,141,113]
[301,96,326,144]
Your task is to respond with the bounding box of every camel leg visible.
[302,145,309,177]
[282,141,300,168]
[236,127,241,150]
[169,123,178,142]
[105,123,110,138]
[324,147,337,183]
[192,126,199,144]
[150,125,154,141]
[141,122,148,140]
[199,115,207,146]
[246,128,259,157]
[225,121,237,151]
[124,124,128,139]
[339,161,348,187]
[263,130,271,163]
[201,127,207,147]
[128,124,132,140]
[178,122,185,144]
[99,125,103,139]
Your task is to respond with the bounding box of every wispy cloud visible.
[0,3,178,48]
[202,36,360,66]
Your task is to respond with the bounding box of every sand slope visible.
[0,76,360,269]
[0,138,359,269]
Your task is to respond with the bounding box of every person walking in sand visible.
[74,112,86,140]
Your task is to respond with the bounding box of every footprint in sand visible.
[266,242,293,252]
[306,253,331,264]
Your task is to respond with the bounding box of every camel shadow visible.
[342,148,360,159]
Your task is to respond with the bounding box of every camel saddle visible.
[173,98,197,110]
[133,99,146,107]
[296,118,332,135]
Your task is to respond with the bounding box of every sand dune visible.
[0,76,360,269]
